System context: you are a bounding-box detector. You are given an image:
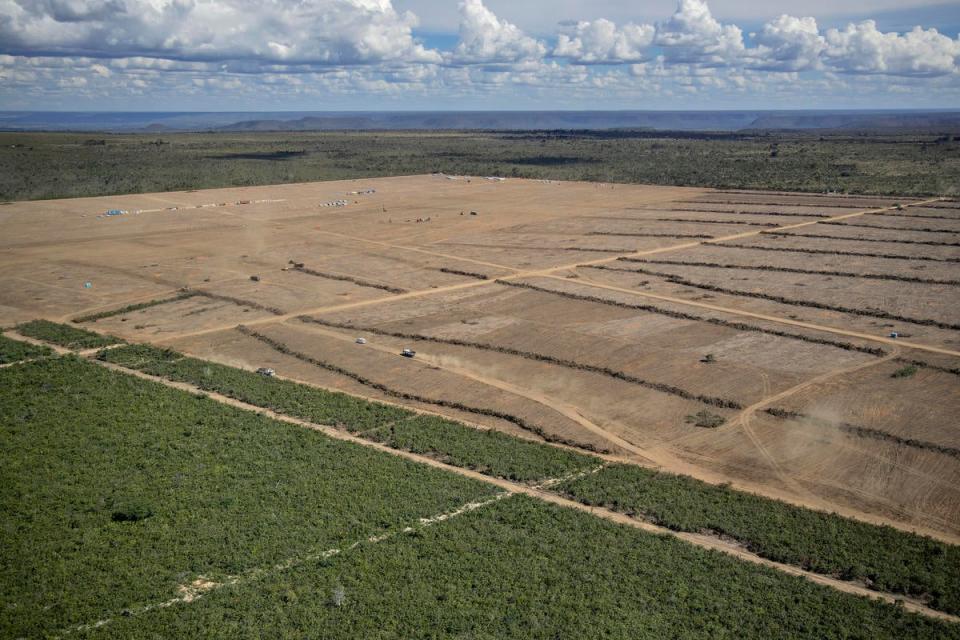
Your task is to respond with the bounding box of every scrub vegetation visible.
[14,319,122,349]
[559,464,960,615]
[96,343,598,482]
[2,130,958,201]
[77,496,959,640]
[96,341,960,615]
[0,333,52,364]
[0,356,496,637]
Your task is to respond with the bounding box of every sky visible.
[0,0,958,111]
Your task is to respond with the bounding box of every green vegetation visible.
[0,333,52,364]
[559,464,960,615]
[97,344,597,482]
[79,496,958,640]
[73,291,198,323]
[892,364,919,378]
[1,130,957,201]
[364,414,594,482]
[15,319,122,350]
[0,357,495,637]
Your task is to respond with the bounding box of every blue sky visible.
[0,0,958,111]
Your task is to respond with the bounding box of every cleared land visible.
[1,172,958,553]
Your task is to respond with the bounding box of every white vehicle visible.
[256,367,276,377]
[356,337,367,345]
[401,349,416,358]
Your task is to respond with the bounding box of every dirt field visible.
[2,174,957,540]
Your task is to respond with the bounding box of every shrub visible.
[686,410,725,428]
[891,365,918,379]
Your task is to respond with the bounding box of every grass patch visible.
[78,496,959,639]
[97,344,597,483]
[0,357,495,637]
[559,464,960,615]
[15,319,122,350]
[0,333,52,364]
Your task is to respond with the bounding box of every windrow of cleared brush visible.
[72,291,200,323]
[681,199,870,209]
[95,342,598,481]
[616,257,960,286]
[764,408,960,461]
[496,280,887,356]
[558,463,960,616]
[922,203,960,210]
[705,241,960,263]
[650,218,780,227]
[585,231,715,239]
[0,333,52,364]
[15,319,122,350]
[820,221,960,234]
[190,289,286,315]
[235,326,611,454]
[762,231,960,248]
[440,242,634,254]
[298,316,743,409]
[650,207,832,218]
[869,211,960,221]
[591,265,960,331]
[436,267,491,280]
[293,265,407,294]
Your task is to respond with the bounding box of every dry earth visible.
[2,174,957,540]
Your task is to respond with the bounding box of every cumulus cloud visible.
[748,15,825,71]
[824,21,960,76]
[0,0,958,108]
[0,0,440,65]
[553,19,655,64]
[654,0,745,65]
[450,0,545,64]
